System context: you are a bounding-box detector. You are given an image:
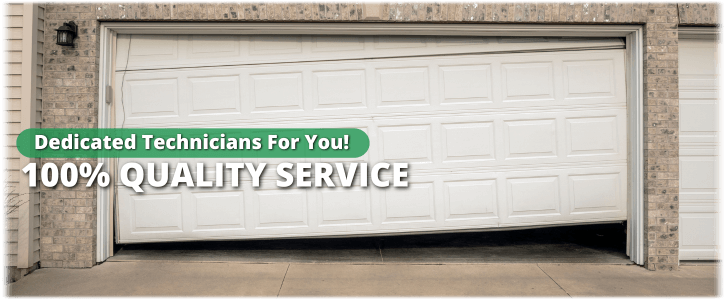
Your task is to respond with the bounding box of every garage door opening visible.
[107,223,631,264]
[112,34,628,244]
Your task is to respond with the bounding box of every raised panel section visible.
[504,119,557,159]
[127,79,179,118]
[382,183,435,223]
[435,36,489,46]
[319,188,371,226]
[250,73,304,112]
[439,65,491,104]
[192,191,244,230]
[132,193,183,233]
[501,62,554,101]
[681,157,717,189]
[681,215,717,247]
[678,74,723,89]
[311,36,365,52]
[445,180,497,220]
[249,35,302,55]
[128,35,178,61]
[678,37,719,261]
[376,68,429,106]
[442,122,495,162]
[679,39,718,75]
[507,177,560,217]
[190,35,239,57]
[563,60,615,99]
[566,117,618,156]
[313,70,366,109]
[189,76,241,115]
[257,190,307,228]
[680,101,717,132]
[379,125,432,163]
[568,173,620,214]
[374,36,426,49]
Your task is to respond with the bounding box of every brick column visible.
[643,3,680,271]
[40,4,99,268]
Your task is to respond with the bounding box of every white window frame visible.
[97,23,645,265]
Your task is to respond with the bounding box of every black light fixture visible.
[55,21,77,47]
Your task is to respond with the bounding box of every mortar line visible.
[277,264,290,297]
[536,263,571,297]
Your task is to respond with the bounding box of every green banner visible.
[17,128,369,158]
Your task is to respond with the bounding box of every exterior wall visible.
[36,2,719,271]
[40,4,99,268]
[5,3,43,281]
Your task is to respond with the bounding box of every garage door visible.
[678,36,719,260]
[114,35,628,243]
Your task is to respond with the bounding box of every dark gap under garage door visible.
[107,223,631,264]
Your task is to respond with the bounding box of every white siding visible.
[4,3,42,268]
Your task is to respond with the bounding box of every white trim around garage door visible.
[97,23,645,265]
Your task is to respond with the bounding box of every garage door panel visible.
[116,51,625,128]
[313,70,367,109]
[317,186,372,226]
[255,189,309,229]
[125,78,180,119]
[378,124,433,163]
[679,37,719,260]
[116,35,628,243]
[568,173,622,215]
[118,186,184,241]
[376,67,430,107]
[118,35,624,71]
[188,75,242,116]
[507,176,561,217]
[680,212,718,260]
[504,119,558,159]
[679,155,719,205]
[439,65,492,104]
[441,122,496,162]
[566,116,620,157]
[121,34,179,64]
[501,62,555,102]
[498,165,627,225]
[381,182,436,223]
[188,35,240,59]
[379,109,625,170]
[249,72,305,113]
[131,193,184,233]
[311,36,366,52]
[191,190,245,231]
[444,180,498,221]
[563,59,617,100]
[249,35,303,55]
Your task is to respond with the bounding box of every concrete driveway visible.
[8,261,718,296]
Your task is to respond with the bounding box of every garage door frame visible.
[96,23,645,265]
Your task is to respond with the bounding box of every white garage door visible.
[678,36,719,260]
[114,35,628,243]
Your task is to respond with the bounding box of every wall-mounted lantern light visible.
[55,21,77,47]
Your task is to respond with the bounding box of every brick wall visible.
[642,4,681,272]
[39,2,719,271]
[40,4,99,268]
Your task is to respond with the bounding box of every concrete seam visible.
[277,264,290,297]
[536,263,571,297]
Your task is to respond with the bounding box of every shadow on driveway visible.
[110,223,631,264]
